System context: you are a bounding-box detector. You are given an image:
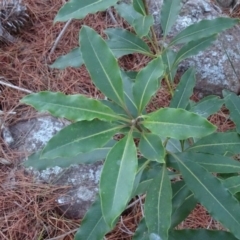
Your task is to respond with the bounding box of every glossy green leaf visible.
[123,70,138,80]
[140,161,162,181]
[145,165,172,240]
[161,49,177,82]
[187,132,240,155]
[133,178,152,197]
[133,57,165,113]
[174,156,240,239]
[115,2,142,26]
[223,176,240,195]
[167,152,240,173]
[165,138,189,153]
[24,140,115,170]
[139,133,165,163]
[171,181,197,228]
[224,91,240,134]
[74,195,111,240]
[160,0,181,37]
[133,0,146,15]
[54,0,118,22]
[174,35,217,65]
[115,3,152,37]
[132,171,144,198]
[133,15,154,37]
[121,70,138,117]
[105,28,152,58]
[100,100,128,118]
[133,161,162,197]
[170,68,195,109]
[50,48,83,69]
[80,26,125,107]
[170,18,239,46]
[143,108,216,140]
[41,120,120,159]
[190,95,224,118]
[169,230,238,240]
[100,133,137,227]
[21,91,124,122]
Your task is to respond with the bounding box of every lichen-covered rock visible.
[9,115,103,219]
[148,0,240,96]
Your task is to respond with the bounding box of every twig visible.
[118,216,134,235]
[139,195,145,217]
[0,78,33,94]
[126,195,145,210]
[49,19,72,57]
[107,8,118,25]
[0,110,16,115]
[45,228,78,240]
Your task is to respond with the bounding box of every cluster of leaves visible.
[21,0,240,239]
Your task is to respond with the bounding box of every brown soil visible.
[0,0,239,239]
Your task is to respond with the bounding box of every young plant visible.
[22,0,240,239]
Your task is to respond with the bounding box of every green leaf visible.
[133,0,146,15]
[54,0,118,22]
[187,132,240,155]
[121,70,139,117]
[174,35,217,65]
[132,218,149,240]
[41,120,120,159]
[160,0,182,37]
[115,2,142,26]
[74,195,111,240]
[114,3,153,37]
[80,26,125,108]
[223,176,240,195]
[132,161,162,197]
[50,48,83,69]
[224,91,240,134]
[174,155,240,239]
[170,18,239,46]
[133,57,165,113]
[133,178,152,197]
[170,68,196,109]
[100,100,129,118]
[143,108,216,140]
[169,230,238,240]
[23,140,115,170]
[139,133,165,163]
[21,92,124,122]
[165,139,183,153]
[100,132,137,227]
[171,181,197,228]
[168,152,240,173]
[105,28,152,58]
[133,15,154,37]
[145,165,172,240]
[161,49,177,82]
[190,95,224,118]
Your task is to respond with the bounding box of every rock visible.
[148,0,240,96]
[52,163,102,219]
[9,115,69,152]
[8,115,103,219]
[30,162,103,219]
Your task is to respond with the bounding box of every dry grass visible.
[0,0,240,239]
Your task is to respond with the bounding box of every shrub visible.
[22,0,240,239]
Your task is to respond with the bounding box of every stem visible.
[165,75,174,97]
[146,34,158,54]
[143,0,160,54]
[114,114,132,123]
